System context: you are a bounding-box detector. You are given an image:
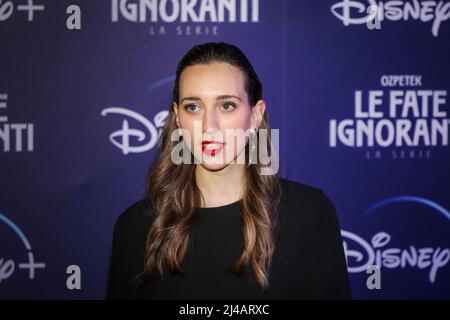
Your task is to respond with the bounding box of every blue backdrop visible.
[1,0,449,299]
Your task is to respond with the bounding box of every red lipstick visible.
[202,140,225,157]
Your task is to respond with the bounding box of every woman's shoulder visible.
[278,177,333,206]
[113,197,156,232]
[278,177,322,197]
[277,177,338,224]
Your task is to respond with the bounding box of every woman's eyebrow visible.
[180,95,241,104]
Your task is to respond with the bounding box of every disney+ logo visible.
[0,213,46,284]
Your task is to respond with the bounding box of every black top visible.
[106,178,351,299]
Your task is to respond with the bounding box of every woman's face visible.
[173,62,265,171]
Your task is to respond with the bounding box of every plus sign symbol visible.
[0,0,45,22]
[0,212,46,288]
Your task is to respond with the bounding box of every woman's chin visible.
[198,161,229,172]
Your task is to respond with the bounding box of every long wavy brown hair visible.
[137,42,281,291]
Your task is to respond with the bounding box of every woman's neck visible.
[195,164,244,208]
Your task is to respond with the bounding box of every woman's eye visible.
[184,104,199,113]
[221,102,236,112]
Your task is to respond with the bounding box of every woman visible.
[107,42,351,299]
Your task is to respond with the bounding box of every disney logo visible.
[331,0,450,37]
[101,107,168,155]
[341,230,450,283]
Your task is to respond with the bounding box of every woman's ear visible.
[173,102,180,127]
[252,99,266,129]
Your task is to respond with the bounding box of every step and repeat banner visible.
[0,0,449,299]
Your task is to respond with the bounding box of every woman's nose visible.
[202,108,219,133]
